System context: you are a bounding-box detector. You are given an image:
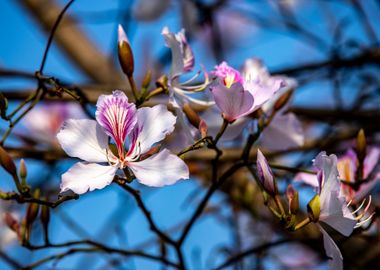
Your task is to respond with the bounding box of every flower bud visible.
[356,129,366,163]
[307,194,320,222]
[287,184,299,214]
[199,120,208,139]
[183,103,200,128]
[256,149,277,196]
[274,90,293,111]
[26,189,40,228]
[0,146,17,176]
[40,201,50,243]
[19,159,27,179]
[142,70,152,89]
[118,25,134,77]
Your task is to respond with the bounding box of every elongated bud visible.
[256,149,277,196]
[0,146,17,176]
[19,159,27,179]
[356,129,366,163]
[274,90,293,111]
[287,184,299,214]
[26,189,40,227]
[118,25,134,77]
[142,70,152,89]
[183,103,200,128]
[307,194,320,222]
[40,201,50,243]
[199,120,208,138]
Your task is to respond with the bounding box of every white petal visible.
[128,149,189,187]
[61,162,117,195]
[260,113,304,151]
[318,225,343,270]
[57,119,109,162]
[294,172,320,190]
[132,105,176,155]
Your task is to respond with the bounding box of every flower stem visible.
[294,217,311,231]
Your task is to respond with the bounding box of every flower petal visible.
[128,149,189,187]
[96,90,137,153]
[210,81,255,122]
[130,105,176,156]
[60,162,117,195]
[318,225,343,270]
[57,119,109,163]
[260,113,304,151]
[162,26,194,78]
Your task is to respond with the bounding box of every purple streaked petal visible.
[256,149,276,195]
[210,80,254,122]
[96,90,137,155]
[364,147,380,178]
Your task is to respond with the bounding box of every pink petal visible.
[260,113,304,150]
[57,119,109,163]
[210,81,255,122]
[162,26,194,78]
[128,149,189,187]
[96,90,137,155]
[318,225,343,270]
[61,162,117,195]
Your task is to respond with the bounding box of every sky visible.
[1,0,379,269]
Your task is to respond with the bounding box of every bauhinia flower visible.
[210,60,284,122]
[337,147,380,203]
[162,26,213,109]
[22,103,85,147]
[162,26,213,146]
[296,147,380,204]
[57,90,189,195]
[0,202,18,248]
[306,152,361,270]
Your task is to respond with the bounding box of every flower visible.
[162,26,213,146]
[57,90,189,195]
[0,202,18,248]
[162,26,212,109]
[22,103,85,146]
[337,147,380,203]
[296,147,380,203]
[307,152,358,270]
[210,60,284,122]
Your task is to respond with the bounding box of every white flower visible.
[57,90,189,195]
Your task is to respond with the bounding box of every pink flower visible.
[22,103,86,146]
[309,152,357,270]
[57,90,189,195]
[338,148,380,203]
[210,60,284,122]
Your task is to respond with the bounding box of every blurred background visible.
[1,0,380,269]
